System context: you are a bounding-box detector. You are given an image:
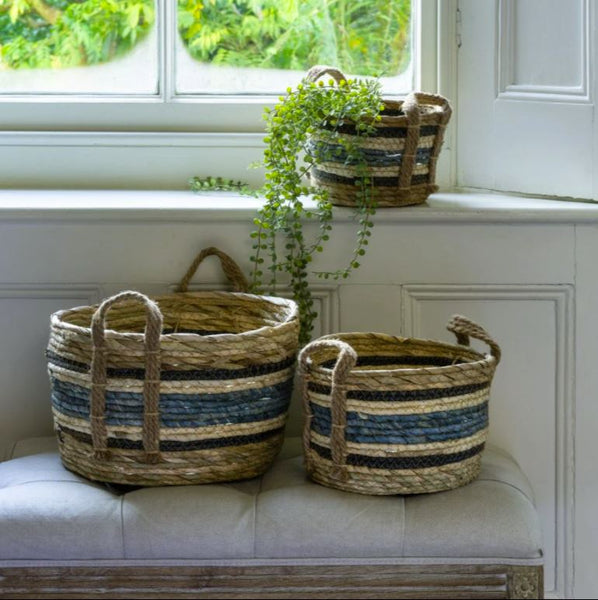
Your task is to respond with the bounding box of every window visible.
[176,0,412,95]
[0,0,158,94]
[0,1,415,114]
[0,1,449,189]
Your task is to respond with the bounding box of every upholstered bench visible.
[0,435,543,599]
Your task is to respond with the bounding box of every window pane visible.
[0,0,158,94]
[176,0,412,95]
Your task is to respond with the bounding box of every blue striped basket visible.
[305,66,452,208]
[298,316,501,495]
[47,248,299,486]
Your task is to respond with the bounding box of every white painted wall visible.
[0,190,595,597]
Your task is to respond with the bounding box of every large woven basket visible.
[46,247,300,486]
[298,316,501,495]
[306,65,452,208]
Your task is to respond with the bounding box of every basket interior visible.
[61,292,295,336]
[312,333,485,373]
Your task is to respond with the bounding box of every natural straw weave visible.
[306,65,452,208]
[47,247,300,486]
[298,316,501,495]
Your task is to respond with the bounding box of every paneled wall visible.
[457,0,596,200]
[0,191,596,597]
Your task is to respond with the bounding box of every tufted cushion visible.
[0,437,542,561]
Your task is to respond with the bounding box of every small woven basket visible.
[298,316,501,495]
[47,247,300,486]
[306,65,452,208]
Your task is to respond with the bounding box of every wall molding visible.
[0,284,102,304]
[497,0,590,103]
[401,284,574,599]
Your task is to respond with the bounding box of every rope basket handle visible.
[90,291,164,464]
[413,91,452,116]
[397,92,421,190]
[305,65,348,85]
[446,314,501,364]
[299,338,358,477]
[177,246,250,293]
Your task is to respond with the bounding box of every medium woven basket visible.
[47,247,300,486]
[306,65,452,208]
[298,316,501,495]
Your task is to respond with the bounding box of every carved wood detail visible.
[507,565,544,599]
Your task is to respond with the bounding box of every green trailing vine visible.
[191,72,384,345]
[189,176,260,197]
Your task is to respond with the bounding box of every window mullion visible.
[160,0,175,102]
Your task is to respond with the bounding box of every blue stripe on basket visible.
[51,378,293,427]
[306,140,433,167]
[309,402,488,444]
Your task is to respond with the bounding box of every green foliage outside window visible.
[0,0,410,75]
[0,0,154,68]
[178,0,411,77]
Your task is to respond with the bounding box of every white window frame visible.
[0,0,455,190]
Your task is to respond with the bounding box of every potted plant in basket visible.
[191,66,451,345]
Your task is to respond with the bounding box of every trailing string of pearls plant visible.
[191,71,384,345]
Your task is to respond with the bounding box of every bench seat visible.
[0,436,543,599]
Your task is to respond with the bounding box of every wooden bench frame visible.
[0,563,543,599]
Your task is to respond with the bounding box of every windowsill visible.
[0,188,597,223]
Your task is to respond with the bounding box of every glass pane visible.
[0,0,158,94]
[176,0,412,95]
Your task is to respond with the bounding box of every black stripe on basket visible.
[320,355,463,369]
[161,328,231,335]
[307,380,490,402]
[411,174,430,185]
[46,349,296,381]
[312,168,430,188]
[318,122,439,139]
[310,441,485,470]
[58,424,285,452]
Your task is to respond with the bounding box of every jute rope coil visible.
[298,315,500,495]
[48,247,300,486]
[305,65,452,208]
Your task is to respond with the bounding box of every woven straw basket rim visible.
[364,95,450,124]
[51,290,299,341]
[304,66,450,117]
[304,330,498,378]
[310,95,450,130]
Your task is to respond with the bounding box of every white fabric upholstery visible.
[0,436,542,562]
[122,482,259,560]
[0,451,123,560]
